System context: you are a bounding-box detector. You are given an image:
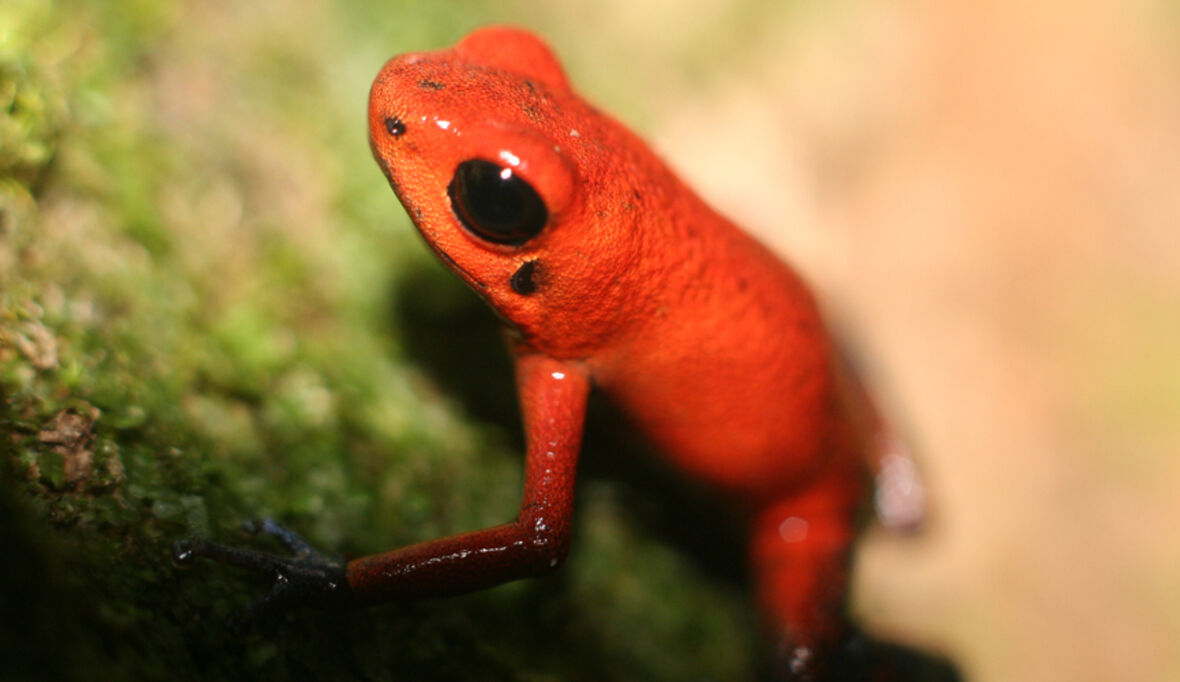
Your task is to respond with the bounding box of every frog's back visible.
[585,184,862,501]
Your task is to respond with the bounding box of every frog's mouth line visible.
[428,240,486,291]
[382,171,484,291]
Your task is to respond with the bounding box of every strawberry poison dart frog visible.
[175,26,930,680]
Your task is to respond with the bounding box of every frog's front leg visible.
[175,353,590,610]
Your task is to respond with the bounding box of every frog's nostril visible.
[385,116,406,137]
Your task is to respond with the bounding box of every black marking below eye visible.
[418,79,445,91]
[511,260,540,295]
[385,117,406,136]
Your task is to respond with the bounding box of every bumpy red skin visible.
[363,27,874,657]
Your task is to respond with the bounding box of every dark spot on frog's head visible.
[385,116,406,137]
[418,79,445,91]
[519,101,543,122]
[510,260,541,296]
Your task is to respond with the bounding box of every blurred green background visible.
[3,0,1178,681]
[0,2,763,680]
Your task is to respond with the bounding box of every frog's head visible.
[369,27,652,357]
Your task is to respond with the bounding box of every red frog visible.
[176,26,930,680]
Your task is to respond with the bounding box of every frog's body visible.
[178,27,926,680]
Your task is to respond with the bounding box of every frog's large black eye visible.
[448,159,548,245]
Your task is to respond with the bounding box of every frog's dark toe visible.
[768,628,961,682]
[173,519,353,623]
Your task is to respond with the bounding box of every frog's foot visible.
[173,519,352,622]
[872,438,927,534]
[771,628,962,682]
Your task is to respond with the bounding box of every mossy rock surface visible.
[0,3,755,680]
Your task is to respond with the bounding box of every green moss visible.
[0,2,754,680]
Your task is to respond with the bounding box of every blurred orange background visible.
[553,1,1180,680]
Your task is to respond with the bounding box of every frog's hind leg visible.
[750,470,863,680]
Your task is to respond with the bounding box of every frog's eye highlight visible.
[448,159,548,245]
